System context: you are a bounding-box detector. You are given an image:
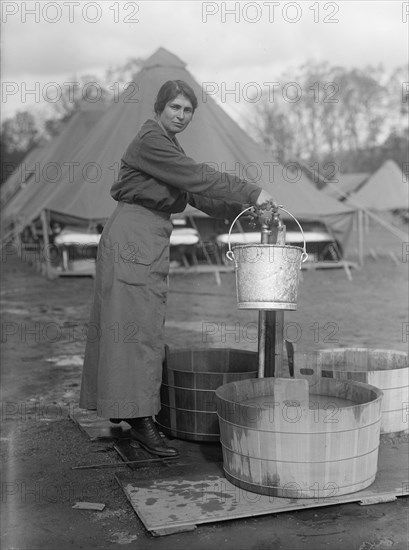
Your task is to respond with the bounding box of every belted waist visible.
[117,201,171,221]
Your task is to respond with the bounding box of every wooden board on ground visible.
[113,437,223,469]
[69,408,132,441]
[70,407,222,467]
[115,437,408,536]
[113,439,181,468]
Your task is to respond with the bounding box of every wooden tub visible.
[295,348,408,434]
[156,348,258,442]
[215,377,382,498]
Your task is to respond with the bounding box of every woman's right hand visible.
[255,189,278,210]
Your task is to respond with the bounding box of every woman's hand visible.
[255,189,278,209]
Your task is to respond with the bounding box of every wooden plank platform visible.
[69,408,132,441]
[113,436,222,468]
[115,437,408,536]
[112,439,182,468]
[70,408,211,467]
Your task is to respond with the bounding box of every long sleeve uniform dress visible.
[79,119,262,419]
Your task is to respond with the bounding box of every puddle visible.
[1,307,31,315]
[46,355,84,366]
[165,320,205,332]
[108,531,138,545]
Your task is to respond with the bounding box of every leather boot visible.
[128,417,178,458]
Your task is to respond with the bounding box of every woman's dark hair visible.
[154,80,198,115]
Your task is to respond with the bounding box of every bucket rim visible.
[301,348,409,372]
[163,367,259,375]
[231,243,304,252]
[165,347,258,355]
[164,347,259,375]
[310,347,408,356]
[215,377,384,407]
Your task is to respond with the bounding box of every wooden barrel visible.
[156,348,258,442]
[296,349,408,434]
[215,377,382,498]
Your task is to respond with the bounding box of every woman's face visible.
[158,94,193,137]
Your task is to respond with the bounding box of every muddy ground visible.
[1,226,408,550]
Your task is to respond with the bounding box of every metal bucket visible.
[226,206,308,310]
[215,376,383,498]
[232,243,304,310]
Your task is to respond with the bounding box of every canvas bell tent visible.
[1,101,105,241]
[1,144,49,209]
[346,160,408,211]
[3,47,358,272]
[343,160,409,261]
[323,172,370,201]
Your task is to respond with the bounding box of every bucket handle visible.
[225,205,309,264]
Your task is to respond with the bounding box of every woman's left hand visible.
[255,189,278,209]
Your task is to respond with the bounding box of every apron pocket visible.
[117,252,152,286]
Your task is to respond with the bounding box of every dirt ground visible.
[1,227,408,550]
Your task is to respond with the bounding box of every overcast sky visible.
[1,0,408,120]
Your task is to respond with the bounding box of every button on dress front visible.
[79,119,262,419]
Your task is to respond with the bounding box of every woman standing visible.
[79,80,276,457]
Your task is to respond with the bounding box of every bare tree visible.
[253,62,405,176]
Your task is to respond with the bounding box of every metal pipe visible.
[258,310,266,378]
[257,220,272,379]
[256,209,288,379]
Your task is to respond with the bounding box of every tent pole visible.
[14,229,22,266]
[364,211,370,234]
[40,210,53,279]
[188,215,213,265]
[357,209,364,268]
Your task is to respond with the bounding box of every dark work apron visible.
[79,202,172,418]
